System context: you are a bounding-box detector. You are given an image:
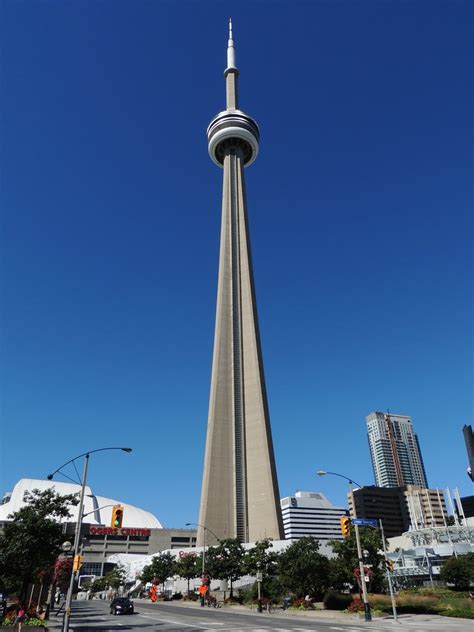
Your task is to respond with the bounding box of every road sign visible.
[351,518,378,527]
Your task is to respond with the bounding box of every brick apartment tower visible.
[197,21,284,545]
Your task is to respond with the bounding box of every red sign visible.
[89,526,151,537]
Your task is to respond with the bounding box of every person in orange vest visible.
[198,584,208,607]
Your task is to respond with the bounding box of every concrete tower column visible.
[197,21,284,546]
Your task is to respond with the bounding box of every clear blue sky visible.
[1,1,472,527]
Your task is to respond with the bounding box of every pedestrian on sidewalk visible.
[14,603,26,631]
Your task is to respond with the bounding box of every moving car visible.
[110,597,134,615]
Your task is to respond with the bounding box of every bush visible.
[323,590,353,610]
[224,595,243,605]
[370,590,474,619]
[290,597,314,610]
[183,592,198,601]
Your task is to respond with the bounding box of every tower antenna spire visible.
[227,17,237,71]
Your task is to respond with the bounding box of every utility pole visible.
[350,482,372,622]
[379,519,398,623]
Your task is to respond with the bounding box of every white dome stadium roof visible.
[0,479,162,529]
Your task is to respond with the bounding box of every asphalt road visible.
[62,599,473,632]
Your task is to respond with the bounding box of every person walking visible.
[14,603,26,631]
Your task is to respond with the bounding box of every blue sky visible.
[1,0,472,527]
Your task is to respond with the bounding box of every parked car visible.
[110,597,134,615]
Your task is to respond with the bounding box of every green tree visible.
[278,537,330,599]
[140,552,176,591]
[241,538,281,602]
[241,539,279,576]
[105,564,127,590]
[84,576,107,593]
[205,538,245,598]
[174,553,199,594]
[329,525,385,594]
[0,488,78,598]
[439,553,474,591]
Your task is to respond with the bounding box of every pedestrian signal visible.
[340,516,350,537]
[111,505,124,529]
[385,559,394,572]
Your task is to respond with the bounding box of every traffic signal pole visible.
[350,482,372,622]
[63,454,89,632]
[379,519,398,623]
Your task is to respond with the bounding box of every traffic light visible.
[111,505,124,529]
[385,559,394,572]
[73,555,84,572]
[340,516,350,537]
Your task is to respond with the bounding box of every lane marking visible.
[137,612,199,627]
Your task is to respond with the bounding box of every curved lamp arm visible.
[47,447,132,480]
[316,470,363,489]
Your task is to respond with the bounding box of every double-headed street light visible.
[185,522,221,577]
[185,522,221,607]
[47,447,132,632]
[317,469,372,622]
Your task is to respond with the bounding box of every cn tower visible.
[197,21,284,545]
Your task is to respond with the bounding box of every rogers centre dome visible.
[0,479,162,529]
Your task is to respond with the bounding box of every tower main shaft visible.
[198,22,284,545]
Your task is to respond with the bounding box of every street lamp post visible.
[317,470,372,622]
[256,562,263,613]
[379,519,398,622]
[47,447,132,632]
[186,522,221,606]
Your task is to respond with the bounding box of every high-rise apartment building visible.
[280,491,346,541]
[366,412,428,488]
[349,485,447,537]
[463,425,474,481]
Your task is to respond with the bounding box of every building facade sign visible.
[89,526,151,537]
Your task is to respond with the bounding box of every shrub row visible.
[323,590,474,619]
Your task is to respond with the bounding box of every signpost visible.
[351,518,378,528]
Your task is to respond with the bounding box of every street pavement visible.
[47,599,474,632]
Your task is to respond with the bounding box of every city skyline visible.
[1,2,471,527]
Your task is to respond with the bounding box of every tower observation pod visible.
[198,21,284,546]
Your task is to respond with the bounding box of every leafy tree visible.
[239,575,285,604]
[0,488,78,598]
[85,576,107,593]
[439,553,474,591]
[105,564,126,590]
[205,538,245,598]
[278,537,330,599]
[174,554,199,594]
[140,552,176,590]
[241,538,281,601]
[329,524,385,594]
[241,539,279,576]
[328,556,351,592]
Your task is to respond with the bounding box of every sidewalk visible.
[138,598,474,627]
[135,598,389,624]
